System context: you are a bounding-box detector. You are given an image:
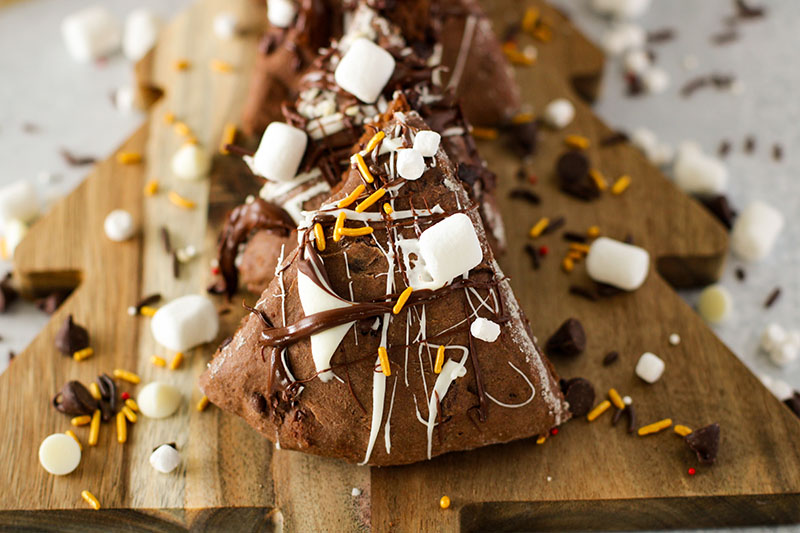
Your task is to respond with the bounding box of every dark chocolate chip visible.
[523,244,540,270]
[546,318,586,357]
[784,392,800,419]
[602,351,619,366]
[54,315,90,355]
[626,405,638,433]
[568,285,598,301]
[36,290,71,314]
[556,151,589,185]
[561,377,595,417]
[0,273,18,313]
[508,120,538,156]
[52,381,98,416]
[685,423,720,464]
[509,188,541,205]
[701,195,736,230]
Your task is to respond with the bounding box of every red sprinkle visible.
[528,174,538,185]
[538,246,549,256]
[211,267,220,275]
[550,428,559,436]
[121,392,131,401]
[688,468,696,476]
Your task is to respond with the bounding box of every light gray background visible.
[0,1,798,531]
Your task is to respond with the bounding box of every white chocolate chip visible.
[149,444,181,473]
[138,382,182,419]
[470,318,501,343]
[697,284,732,324]
[171,143,211,180]
[586,237,650,291]
[543,98,575,129]
[252,122,308,182]
[731,201,784,262]
[61,6,122,62]
[39,433,81,475]
[151,294,219,352]
[669,333,681,346]
[213,12,238,39]
[334,38,396,104]
[104,209,136,242]
[396,149,425,181]
[122,8,160,61]
[635,352,665,384]
[673,142,728,196]
[412,130,441,157]
[267,0,298,28]
[418,213,483,290]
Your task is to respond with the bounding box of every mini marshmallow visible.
[470,318,501,343]
[586,237,650,291]
[213,12,238,39]
[731,201,784,262]
[3,219,28,258]
[543,98,575,129]
[697,284,732,324]
[252,122,308,182]
[760,375,794,401]
[171,143,212,180]
[642,66,669,94]
[39,433,81,475]
[413,130,441,157]
[673,143,728,196]
[0,179,39,224]
[669,333,681,346]
[61,6,122,62]
[770,342,798,367]
[151,294,219,352]
[123,8,160,61]
[334,38,396,104]
[268,0,298,28]
[138,382,182,419]
[104,209,136,242]
[419,213,483,289]
[396,149,426,181]
[113,86,136,113]
[623,49,650,74]
[600,23,645,55]
[635,352,664,384]
[592,0,651,19]
[150,444,181,473]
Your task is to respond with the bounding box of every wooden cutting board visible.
[2,0,799,531]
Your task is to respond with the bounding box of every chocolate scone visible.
[200,103,569,466]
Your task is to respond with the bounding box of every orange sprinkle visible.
[353,153,374,183]
[565,135,590,150]
[333,212,346,242]
[220,123,237,154]
[566,251,583,261]
[314,223,326,251]
[164,111,176,125]
[587,225,601,238]
[117,152,142,165]
[562,257,575,273]
[81,490,101,511]
[471,127,499,140]
[532,24,553,43]
[144,179,159,196]
[569,242,591,254]
[587,400,611,421]
[382,203,393,215]
[589,169,608,191]
[173,59,191,71]
[71,415,91,427]
[174,121,191,137]
[502,42,535,66]
[611,175,632,195]
[392,287,413,315]
[339,226,374,237]
[521,7,540,32]
[151,355,166,367]
[528,217,549,238]
[196,395,210,412]
[439,495,451,510]
[139,305,157,317]
[116,411,127,444]
[65,430,82,451]
[365,130,385,152]
[73,347,94,362]
[511,112,535,125]
[337,184,366,208]
[536,435,547,445]
[122,405,137,423]
[168,190,196,209]
[608,388,625,410]
[378,346,391,376]
[674,424,693,437]
[88,409,101,446]
[434,345,445,374]
[125,398,139,412]
[355,188,386,213]
[638,418,672,436]
[88,383,102,400]
[210,59,234,73]
[169,351,184,370]
[112,369,140,384]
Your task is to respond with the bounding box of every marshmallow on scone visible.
[586,237,650,291]
[61,6,122,62]
[0,179,39,224]
[151,294,219,352]
[471,318,501,343]
[413,131,441,157]
[419,213,483,290]
[731,201,783,262]
[250,122,308,182]
[396,149,425,180]
[673,142,728,196]
[334,38,396,104]
[123,8,160,61]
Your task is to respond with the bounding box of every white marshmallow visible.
[770,342,798,367]
[600,24,645,55]
[697,284,732,324]
[123,8,160,61]
[151,294,219,352]
[673,143,728,196]
[635,352,665,384]
[761,323,787,353]
[418,213,483,289]
[61,6,122,62]
[586,237,650,291]
[543,98,575,129]
[470,318,501,343]
[171,143,212,180]
[150,444,181,473]
[642,67,669,94]
[253,122,308,182]
[650,142,674,166]
[39,433,81,475]
[413,130,441,157]
[396,149,426,181]
[631,128,673,166]
[104,209,136,242]
[731,201,784,262]
[268,0,298,28]
[334,38,396,104]
[760,375,794,401]
[213,12,238,39]
[624,49,650,74]
[0,179,39,224]
[138,382,182,419]
[592,0,651,19]
[113,86,136,113]
[669,333,681,346]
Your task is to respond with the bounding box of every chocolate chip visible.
[36,290,71,314]
[60,149,96,167]
[563,231,587,243]
[685,423,720,464]
[646,28,675,43]
[546,318,586,356]
[744,136,756,154]
[508,120,538,156]
[54,315,90,355]
[568,285,598,301]
[52,381,98,416]
[773,144,783,161]
[735,267,746,281]
[556,151,588,184]
[784,392,800,419]
[0,273,18,313]
[602,351,619,366]
[701,195,736,230]
[96,374,117,422]
[541,216,565,236]
[561,377,595,417]
[626,405,638,433]
[718,140,731,157]
[509,188,541,205]
[600,131,629,146]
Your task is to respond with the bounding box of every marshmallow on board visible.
[104,209,136,242]
[251,122,308,182]
[635,352,664,384]
[267,0,298,28]
[150,444,181,473]
[396,149,426,180]
[150,294,219,352]
[172,143,212,180]
[61,6,122,62]
[123,8,160,61]
[138,382,182,419]
[673,142,728,196]
[730,201,784,262]
[0,179,39,224]
[471,317,501,343]
[592,0,651,19]
[334,38,396,104]
[39,433,81,475]
[543,98,575,129]
[586,237,650,291]
[413,130,441,157]
[418,213,483,290]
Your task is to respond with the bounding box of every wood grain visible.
[1,0,799,531]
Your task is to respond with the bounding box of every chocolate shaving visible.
[509,188,540,205]
[22,122,40,134]
[602,351,619,366]
[626,405,637,433]
[784,392,800,419]
[541,216,566,236]
[600,131,629,146]
[647,28,675,43]
[52,381,98,416]
[523,244,540,270]
[744,136,756,153]
[711,29,739,45]
[764,287,781,308]
[685,423,720,464]
[681,77,710,97]
[563,231,587,243]
[546,318,586,357]
[735,0,765,19]
[172,252,180,279]
[735,267,746,281]
[611,407,624,426]
[561,377,595,417]
[160,226,172,254]
[60,149,96,167]
[54,315,90,355]
[134,293,161,312]
[0,273,18,313]
[772,144,783,161]
[596,283,623,298]
[718,140,731,157]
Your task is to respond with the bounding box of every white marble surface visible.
[0,0,798,530]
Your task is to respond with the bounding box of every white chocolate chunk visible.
[412,130,441,157]
[418,213,483,290]
[268,0,298,28]
[586,237,649,291]
[635,352,664,384]
[104,209,136,242]
[138,382,182,419]
[396,149,425,180]
[151,295,219,352]
[213,12,238,39]
[470,318,501,343]
[673,142,728,196]
[2,219,28,257]
[731,201,784,262]
[697,284,732,324]
[592,0,651,19]
[0,179,39,224]
[334,38,396,104]
[150,444,181,473]
[39,433,81,475]
[253,122,308,182]
[171,143,211,180]
[122,8,160,61]
[543,98,575,129]
[61,6,122,62]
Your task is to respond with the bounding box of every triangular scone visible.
[201,104,569,466]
